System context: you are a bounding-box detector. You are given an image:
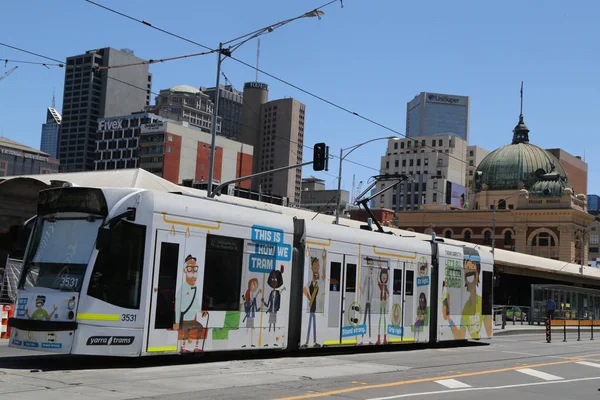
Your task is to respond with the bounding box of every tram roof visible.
[2,168,598,282]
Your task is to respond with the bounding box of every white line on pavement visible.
[365,376,600,400]
[434,379,471,389]
[576,361,600,368]
[501,350,539,356]
[516,368,563,381]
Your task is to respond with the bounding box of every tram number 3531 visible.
[121,314,137,322]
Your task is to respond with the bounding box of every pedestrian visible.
[547,297,556,320]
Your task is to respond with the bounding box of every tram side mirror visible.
[96,226,112,251]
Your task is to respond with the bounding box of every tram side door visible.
[389,261,405,341]
[146,229,188,353]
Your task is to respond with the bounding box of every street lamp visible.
[491,189,528,255]
[334,136,400,224]
[206,8,326,194]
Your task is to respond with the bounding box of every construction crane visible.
[0,66,18,82]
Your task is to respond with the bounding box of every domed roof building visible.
[474,114,571,193]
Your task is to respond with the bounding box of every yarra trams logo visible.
[86,336,135,346]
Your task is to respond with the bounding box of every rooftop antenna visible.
[52,87,56,109]
[520,81,524,115]
[255,38,260,82]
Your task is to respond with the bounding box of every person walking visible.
[547,297,556,320]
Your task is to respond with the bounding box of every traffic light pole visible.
[208,161,315,198]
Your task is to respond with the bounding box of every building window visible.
[464,230,472,242]
[202,235,244,311]
[394,142,398,150]
[438,158,443,166]
[469,150,474,157]
[402,160,406,167]
[409,159,414,167]
[424,158,428,166]
[433,193,437,202]
[532,232,555,247]
[498,199,506,210]
[394,160,399,168]
[444,230,452,239]
[386,161,389,169]
[380,194,385,203]
[504,230,513,245]
[400,142,405,149]
[483,231,492,245]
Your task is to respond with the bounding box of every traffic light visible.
[313,142,329,171]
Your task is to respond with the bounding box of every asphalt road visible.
[1,331,600,399]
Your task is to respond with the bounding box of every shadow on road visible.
[0,340,488,372]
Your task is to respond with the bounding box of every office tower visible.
[202,84,243,140]
[406,92,470,142]
[40,107,61,159]
[59,47,152,172]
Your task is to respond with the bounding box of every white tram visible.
[8,186,493,356]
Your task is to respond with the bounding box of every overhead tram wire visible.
[2,42,512,226]
[1,59,64,68]
[81,1,474,171]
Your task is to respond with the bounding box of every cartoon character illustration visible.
[263,268,285,336]
[443,248,492,339]
[25,295,57,321]
[302,249,326,348]
[361,257,375,341]
[414,292,428,340]
[391,303,402,326]
[377,267,390,344]
[242,277,261,347]
[173,255,207,353]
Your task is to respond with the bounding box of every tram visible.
[8,186,493,356]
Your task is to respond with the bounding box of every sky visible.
[1,0,599,196]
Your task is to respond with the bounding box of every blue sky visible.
[1,0,598,195]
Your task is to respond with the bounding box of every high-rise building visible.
[59,47,152,172]
[465,145,490,207]
[240,82,306,205]
[149,85,220,135]
[40,107,61,159]
[202,85,243,140]
[95,113,252,186]
[588,194,599,215]
[406,92,470,142]
[377,134,468,211]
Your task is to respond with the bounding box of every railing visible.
[546,319,599,343]
[492,305,532,329]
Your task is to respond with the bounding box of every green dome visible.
[475,114,568,191]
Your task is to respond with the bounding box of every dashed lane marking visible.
[434,379,471,389]
[516,368,563,381]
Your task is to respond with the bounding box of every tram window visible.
[346,263,357,293]
[202,234,244,311]
[393,269,402,295]
[154,242,179,329]
[482,271,493,315]
[405,270,414,296]
[87,221,145,309]
[330,262,341,292]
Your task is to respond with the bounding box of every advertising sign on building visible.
[140,122,165,134]
[0,147,48,163]
[445,181,466,208]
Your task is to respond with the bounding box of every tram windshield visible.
[18,187,109,293]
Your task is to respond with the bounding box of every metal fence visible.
[0,258,24,304]
[492,304,532,329]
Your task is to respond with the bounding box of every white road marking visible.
[501,350,539,356]
[434,379,471,389]
[515,368,563,381]
[365,376,600,400]
[576,361,600,368]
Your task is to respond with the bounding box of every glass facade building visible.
[406,92,470,142]
[588,194,599,214]
[40,107,61,159]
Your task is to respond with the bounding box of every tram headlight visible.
[68,311,75,320]
[68,299,75,310]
